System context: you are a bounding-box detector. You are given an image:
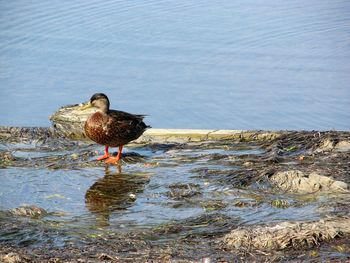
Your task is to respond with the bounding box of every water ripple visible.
[0,0,349,129]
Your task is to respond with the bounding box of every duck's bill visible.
[79,102,92,110]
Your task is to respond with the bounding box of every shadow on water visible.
[85,165,149,227]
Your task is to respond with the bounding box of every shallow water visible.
[0,140,330,247]
[0,1,350,130]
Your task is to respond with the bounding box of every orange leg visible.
[105,145,123,164]
[97,146,110,161]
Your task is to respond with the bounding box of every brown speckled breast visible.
[84,111,146,147]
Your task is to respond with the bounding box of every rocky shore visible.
[0,104,349,262]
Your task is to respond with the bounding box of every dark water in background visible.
[0,0,349,130]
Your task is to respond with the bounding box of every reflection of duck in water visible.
[85,168,149,225]
[80,93,150,164]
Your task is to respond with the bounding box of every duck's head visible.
[80,93,110,113]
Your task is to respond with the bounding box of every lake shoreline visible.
[1,126,349,262]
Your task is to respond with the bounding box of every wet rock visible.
[269,170,348,193]
[0,252,22,263]
[223,217,350,251]
[270,199,291,208]
[0,126,53,143]
[97,253,115,260]
[0,151,14,161]
[0,151,14,167]
[334,140,350,152]
[166,183,202,200]
[200,200,227,211]
[315,138,335,152]
[242,161,254,167]
[50,103,96,140]
[153,223,184,235]
[9,205,47,218]
[233,201,257,208]
[153,213,237,238]
[315,139,350,153]
[48,258,61,263]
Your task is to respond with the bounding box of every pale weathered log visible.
[49,104,287,142]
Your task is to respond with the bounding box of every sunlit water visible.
[0,141,326,246]
[0,1,350,130]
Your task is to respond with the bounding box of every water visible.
[0,140,324,247]
[0,1,350,130]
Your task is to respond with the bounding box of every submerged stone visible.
[166,183,202,200]
[9,205,47,218]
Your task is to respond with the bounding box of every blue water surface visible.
[0,0,349,130]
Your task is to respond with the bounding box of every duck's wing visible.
[108,110,150,129]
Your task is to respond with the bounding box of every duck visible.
[80,93,149,164]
